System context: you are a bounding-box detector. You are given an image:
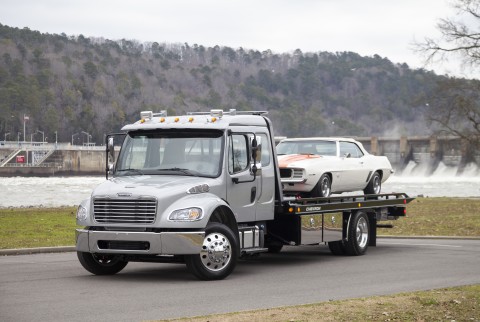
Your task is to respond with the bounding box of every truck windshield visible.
[115,130,224,178]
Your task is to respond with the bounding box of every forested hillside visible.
[0,23,442,144]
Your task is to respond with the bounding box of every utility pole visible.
[23,114,29,143]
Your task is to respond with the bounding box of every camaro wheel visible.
[344,211,370,256]
[77,252,128,275]
[364,171,381,195]
[185,222,238,280]
[312,174,331,197]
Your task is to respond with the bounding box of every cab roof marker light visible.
[140,111,153,121]
[210,109,223,118]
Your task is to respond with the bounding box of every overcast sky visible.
[1,0,476,78]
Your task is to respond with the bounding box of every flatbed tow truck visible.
[76,110,413,280]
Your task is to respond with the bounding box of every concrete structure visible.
[0,142,105,176]
[357,136,479,175]
[1,136,478,176]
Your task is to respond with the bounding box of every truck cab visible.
[76,110,283,279]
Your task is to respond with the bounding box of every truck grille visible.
[93,198,157,224]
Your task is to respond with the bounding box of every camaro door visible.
[338,141,370,190]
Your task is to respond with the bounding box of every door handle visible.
[250,187,256,203]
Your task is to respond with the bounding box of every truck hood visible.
[92,175,221,199]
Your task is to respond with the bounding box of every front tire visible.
[312,174,331,197]
[77,252,128,275]
[185,222,238,280]
[364,171,381,195]
[344,211,370,256]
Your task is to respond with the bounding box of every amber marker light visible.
[160,117,165,123]
[140,119,145,123]
[358,203,362,207]
[174,117,180,122]
[188,117,194,123]
[211,117,217,123]
[288,207,294,213]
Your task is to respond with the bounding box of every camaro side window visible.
[228,134,249,174]
[340,142,364,158]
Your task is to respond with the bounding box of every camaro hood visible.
[278,154,332,168]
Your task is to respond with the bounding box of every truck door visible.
[226,132,257,222]
[254,133,275,222]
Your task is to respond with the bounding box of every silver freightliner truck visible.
[76,109,413,280]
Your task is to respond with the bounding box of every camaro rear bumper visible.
[76,229,204,255]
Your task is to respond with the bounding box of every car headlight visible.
[168,207,203,221]
[76,205,88,222]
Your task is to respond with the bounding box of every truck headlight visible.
[169,207,203,221]
[76,205,88,222]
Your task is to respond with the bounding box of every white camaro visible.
[276,137,394,197]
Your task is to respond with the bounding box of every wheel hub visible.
[200,232,232,272]
[356,217,369,248]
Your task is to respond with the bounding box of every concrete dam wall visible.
[0,143,105,176]
[1,136,479,176]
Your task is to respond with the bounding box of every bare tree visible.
[423,77,480,148]
[415,0,480,68]
[416,0,480,148]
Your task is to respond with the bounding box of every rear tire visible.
[77,252,128,275]
[364,171,381,195]
[185,222,238,280]
[344,211,370,256]
[328,240,346,255]
[312,174,331,197]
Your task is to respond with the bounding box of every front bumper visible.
[76,229,204,255]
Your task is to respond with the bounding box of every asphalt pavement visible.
[1,238,479,322]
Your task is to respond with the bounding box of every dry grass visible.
[379,197,480,237]
[159,285,480,322]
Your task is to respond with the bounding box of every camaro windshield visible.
[276,140,337,156]
[116,129,224,178]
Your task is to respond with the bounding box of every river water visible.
[0,162,479,208]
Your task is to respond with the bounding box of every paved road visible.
[1,238,479,322]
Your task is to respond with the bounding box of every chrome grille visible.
[292,169,303,179]
[93,198,157,224]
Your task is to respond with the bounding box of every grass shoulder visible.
[378,197,480,237]
[0,207,77,249]
[0,197,479,249]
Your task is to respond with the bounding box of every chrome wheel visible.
[344,211,370,255]
[372,175,381,194]
[320,176,331,197]
[200,232,232,272]
[356,217,369,249]
[185,222,238,280]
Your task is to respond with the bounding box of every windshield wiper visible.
[156,167,198,176]
[116,168,145,175]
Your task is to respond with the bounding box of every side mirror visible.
[107,137,115,177]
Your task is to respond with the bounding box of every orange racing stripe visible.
[278,154,321,167]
